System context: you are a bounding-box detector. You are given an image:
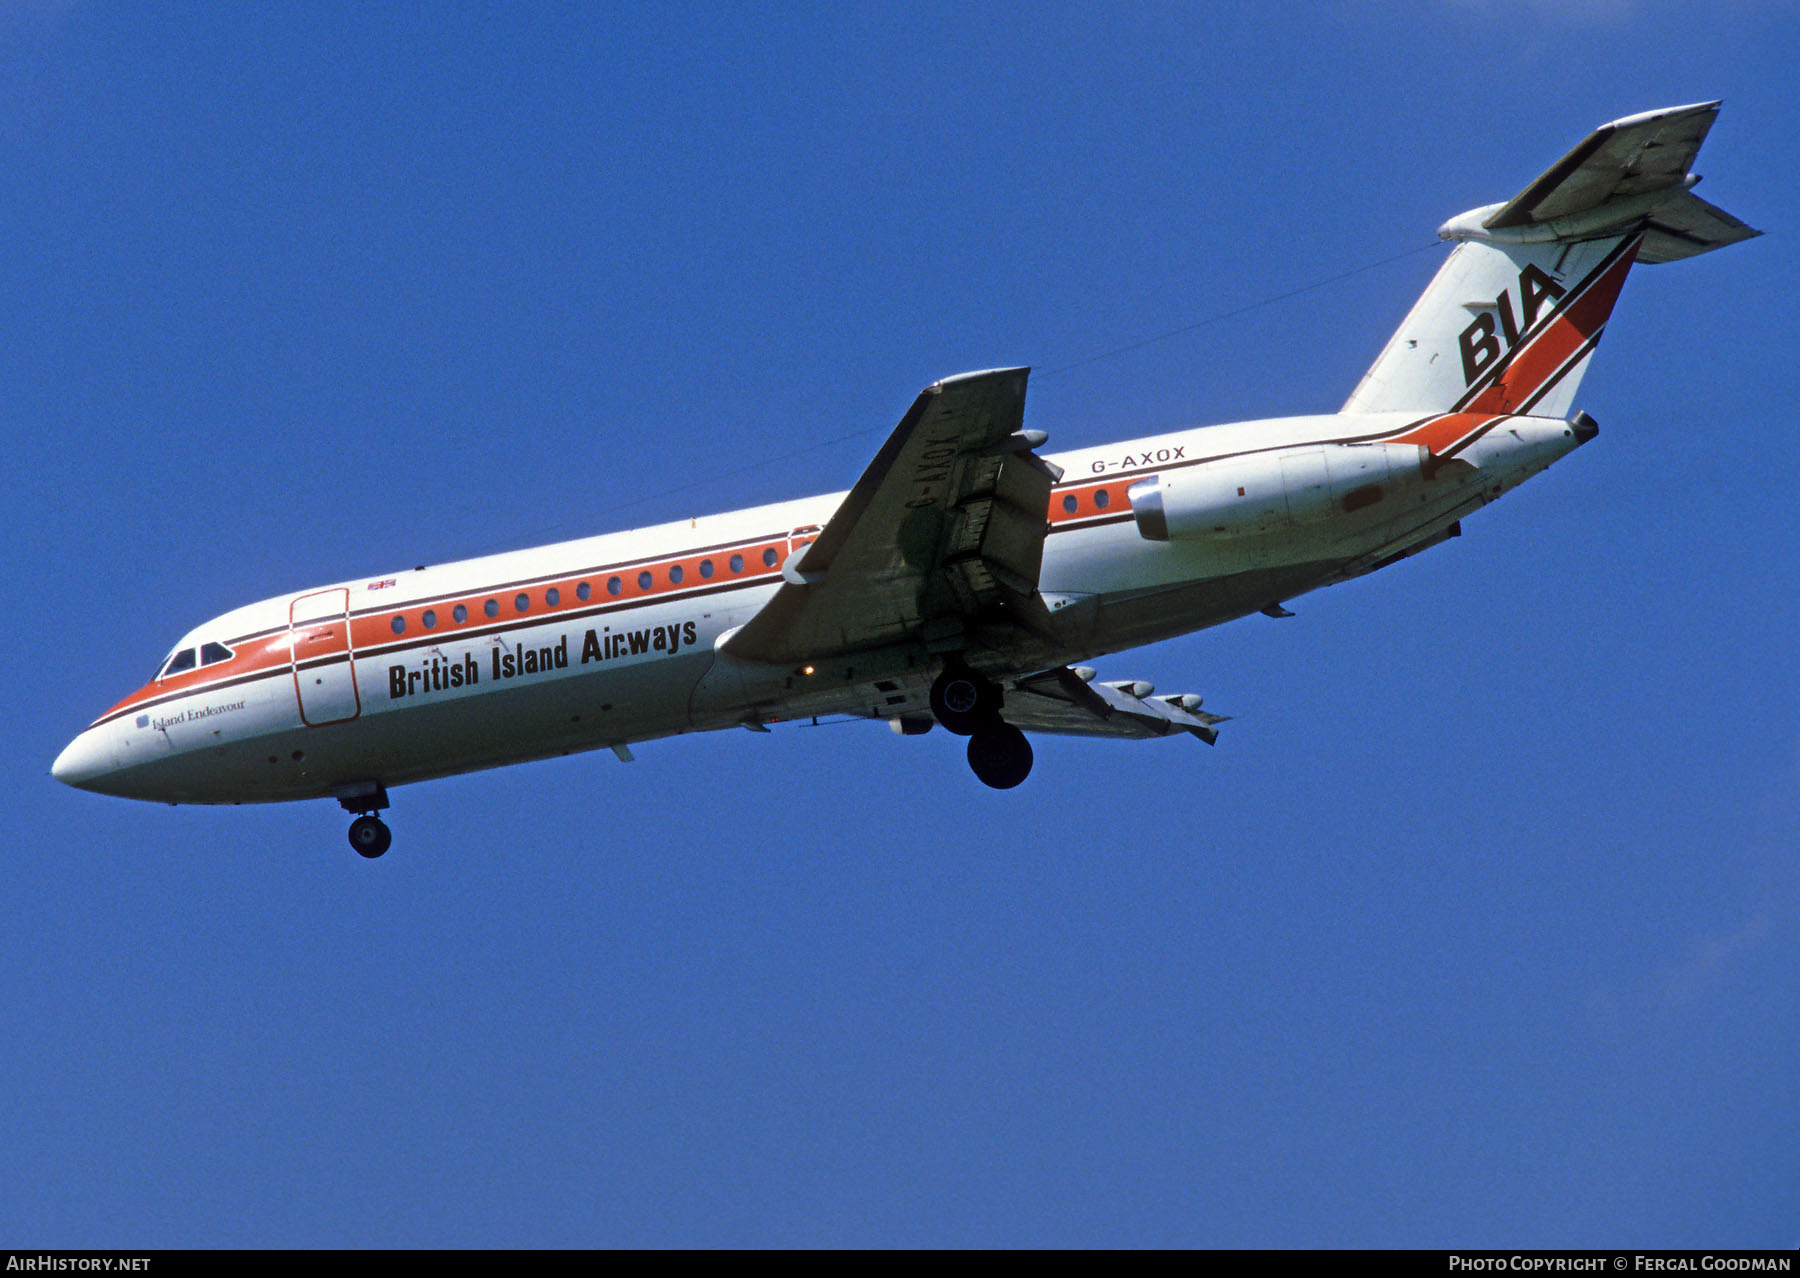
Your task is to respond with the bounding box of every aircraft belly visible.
[318,658,707,791]
[1085,561,1345,652]
[1053,495,1478,655]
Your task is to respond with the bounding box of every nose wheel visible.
[334,782,392,859]
[348,814,392,858]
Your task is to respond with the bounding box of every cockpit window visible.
[156,641,233,680]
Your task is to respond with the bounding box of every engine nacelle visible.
[1126,442,1432,542]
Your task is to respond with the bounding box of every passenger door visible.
[289,588,361,726]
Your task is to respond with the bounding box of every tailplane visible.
[1343,102,1758,419]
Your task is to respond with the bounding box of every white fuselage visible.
[52,408,1585,805]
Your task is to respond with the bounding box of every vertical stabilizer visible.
[1343,102,1757,418]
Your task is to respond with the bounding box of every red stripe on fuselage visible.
[92,537,805,728]
[1385,412,1508,456]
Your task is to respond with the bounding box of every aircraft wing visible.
[724,368,1061,665]
[1003,666,1227,744]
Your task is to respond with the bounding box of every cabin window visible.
[1062,495,1078,514]
[1094,488,1111,510]
[729,553,744,574]
[700,559,714,579]
[199,642,233,666]
[514,593,530,613]
[422,610,437,630]
[637,571,652,591]
[576,582,591,602]
[391,616,406,635]
[484,599,499,619]
[546,587,561,607]
[762,547,778,567]
[607,577,622,597]
[453,604,468,624]
[669,564,684,585]
[159,648,197,679]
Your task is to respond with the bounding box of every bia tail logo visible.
[1458,263,1568,385]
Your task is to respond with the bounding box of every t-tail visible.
[1343,102,1758,419]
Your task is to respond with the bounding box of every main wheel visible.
[930,666,999,736]
[348,814,392,859]
[967,722,1033,790]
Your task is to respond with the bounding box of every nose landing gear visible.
[348,814,392,858]
[334,782,392,859]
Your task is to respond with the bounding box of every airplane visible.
[52,102,1758,858]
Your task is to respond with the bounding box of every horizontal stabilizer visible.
[1635,190,1761,263]
[1485,101,1724,230]
[1436,101,1760,256]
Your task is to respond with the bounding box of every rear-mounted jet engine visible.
[1125,443,1435,541]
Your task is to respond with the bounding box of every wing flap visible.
[1005,667,1225,744]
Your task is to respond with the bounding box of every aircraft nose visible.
[51,730,113,791]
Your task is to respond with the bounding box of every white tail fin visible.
[1343,102,1758,419]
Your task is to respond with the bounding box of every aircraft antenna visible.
[1039,240,1439,378]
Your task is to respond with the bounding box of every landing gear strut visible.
[335,782,392,859]
[967,721,1033,790]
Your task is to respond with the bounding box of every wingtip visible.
[1602,100,1722,132]
[925,366,1032,396]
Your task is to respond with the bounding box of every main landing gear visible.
[929,663,1002,736]
[929,664,1034,790]
[966,720,1033,790]
[335,782,392,859]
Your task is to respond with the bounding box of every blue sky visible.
[7,2,1797,1248]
